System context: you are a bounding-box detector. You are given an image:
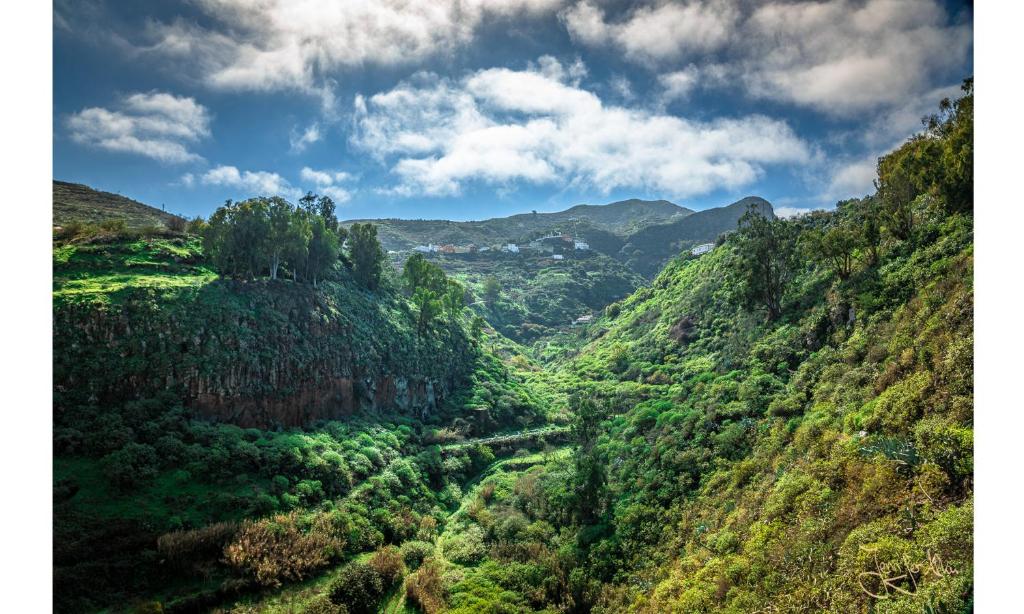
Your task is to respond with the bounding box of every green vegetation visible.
[52,83,972,613]
[53,179,185,230]
[346,199,692,254]
[201,194,343,285]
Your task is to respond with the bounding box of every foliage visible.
[405,557,446,614]
[728,206,801,320]
[224,511,344,587]
[327,560,384,614]
[348,223,385,291]
[200,195,341,283]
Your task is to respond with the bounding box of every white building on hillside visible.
[690,243,715,256]
[574,240,590,250]
[503,243,520,253]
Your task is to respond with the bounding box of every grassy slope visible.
[561,213,974,612]
[53,180,183,229]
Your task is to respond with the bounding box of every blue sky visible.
[53,0,973,221]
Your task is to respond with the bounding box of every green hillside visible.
[345,198,692,253]
[53,180,184,230]
[52,222,557,611]
[408,82,974,613]
[619,196,775,277]
[437,251,644,344]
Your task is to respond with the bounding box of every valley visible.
[52,83,973,614]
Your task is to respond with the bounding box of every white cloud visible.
[563,0,971,114]
[289,123,321,153]
[658,65,700,102]
[200,165,300,198]
[141,0,567,96]
[65,91,211,163]
[775,206,824,218]
[562,1,738,64]
[352,58,810,197]
[825,158,877,201]
[300,166,355,203]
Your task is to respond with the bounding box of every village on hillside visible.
[412,232,591,260]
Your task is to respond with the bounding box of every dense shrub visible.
[368,545,407,588]
[441,525,486,565]
[157,521,238,567]
[405,557,446,614]
[400,540,435,568]
[328,561,384,614]
[224,512,343,587]
[101,443,159,491]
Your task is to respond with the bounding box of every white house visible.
[690,243,715,256]
[503,243,520,253]
[552,254,564,260]
[574,241,590,250]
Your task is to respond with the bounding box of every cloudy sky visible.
[53,0,972,220]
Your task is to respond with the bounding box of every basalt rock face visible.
[54,279,475,428]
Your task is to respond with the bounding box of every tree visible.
[470,315,485,342]
[283,210,312,281]
[412,287,442,336]
[803,224,858,280]
[402,253,445,295]
[483,275,501,308]
[266,197,296,280]
[730,205,800,321]
[306,216,340,287]
[348,223,385,290]
[570,395,606,525]
[442,279,465,322]
[300,191,339,231]
[926,78,973,215]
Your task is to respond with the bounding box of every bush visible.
[328,561,384,614]
[400,540,435,569]
[441,525,486,565]
[101,443,159,491]
[305,596,349,614]
[224,512,343,587]
[157,521,238,567]
[368,545,407,588]
[165,216,187,233]
[405,557,446,614]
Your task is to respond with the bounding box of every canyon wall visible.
[53,279,475,428]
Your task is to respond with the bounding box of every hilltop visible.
[344,198,692,254]
[619,195,775,276]
[53,180,183,230]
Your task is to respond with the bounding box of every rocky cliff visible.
[54,253,477,428]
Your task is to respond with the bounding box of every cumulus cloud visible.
[200,165,299,198]
[562,1,737,64]
[65,91,211,163]
[563,0,971,114]
[300,167,355,203]
[140,0,566,96]
[658,65,700,102]
[352,58,810,197]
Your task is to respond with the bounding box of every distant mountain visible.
[344,198,692,254]
[53,180,183,229]
[619,196,775,277]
